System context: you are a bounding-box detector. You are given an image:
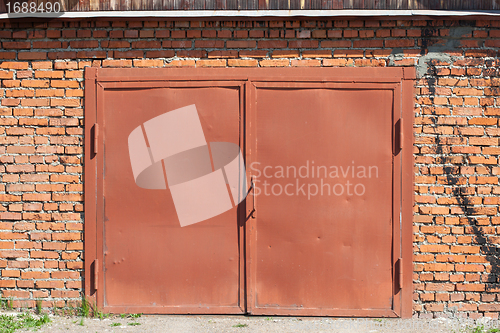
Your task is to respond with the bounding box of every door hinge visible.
[395,119,403,152]
[395,257,403,290]
[93,124,99,155]
[94,259,99,290]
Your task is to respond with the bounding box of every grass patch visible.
[458,324,500,333]
[0,298,14,311]
[128,322,141,326]
[78,295,109,319]
[80,297,91,318]
[111,322,121,327]
[0,312,50,333]
[67,302,76,316]
[232,323,248,328]
[129,313,142,319]
[94,306,108,320]
[35,299,42,315]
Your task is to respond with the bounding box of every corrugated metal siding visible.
[1,0,500,13]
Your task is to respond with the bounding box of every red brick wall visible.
[0,18,500,318]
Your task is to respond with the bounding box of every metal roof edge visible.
[1,9,500,21]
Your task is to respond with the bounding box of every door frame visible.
[84,67,414,317]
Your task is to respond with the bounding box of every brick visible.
[479,304,500,312]
[47,51,77,60]
[0,280,16,288]
[238,50,268,58]
[113,51,144,59]
[0,70,14,79]
[456,284,485,292]
[194,40,224,48]
[2,42,30,49]
[271,50,300,58]
[102,60,132,68]
[333,50,364,58]
[17,52,47,60]
[21,80,49,88]
[291,59,321,67]
[76,51,107,59]
[259,59,289,67]
[454,88,483,96]
[228,40,256,48]
[166,60,196,67]
[208,51,239,58]
[256,40,286,49]
[176,50,207,58]
[196,59,226,67]
[133,59,164,67]
[30,251,59,259]
[302,50,333,58]
[469,137,498,146]
[22,193,51,202]
[323,59,354,67]
[0,250,27,258]
[289,40,318,48]
[36,280,65,289]
[20,271,50,279]
[385,39,415,47]
[227,59,258,67]
[131,41,161,49]
[354,59,386,67]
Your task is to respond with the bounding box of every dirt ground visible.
[9,312,500,333]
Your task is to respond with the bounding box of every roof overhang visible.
[1,9,500,21]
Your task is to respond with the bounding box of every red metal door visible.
[85,68,413,317]
[86,72,246,314]
[247,83,397,316]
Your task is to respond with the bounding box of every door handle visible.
[247,176,256,219]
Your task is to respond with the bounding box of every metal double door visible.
[85,67,413,317]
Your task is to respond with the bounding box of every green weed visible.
[94,305,105,320]
[53,305,62,316]
[67,302,76,316]
[472,325,485,333]
[459,324,500,333]
[6,298,13,310]
[129,313,142,319]
[80,296,91,318]
[35,299,42,315]
[111,322,121,327]
[0,312,50,333]
[233,323,248,328]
